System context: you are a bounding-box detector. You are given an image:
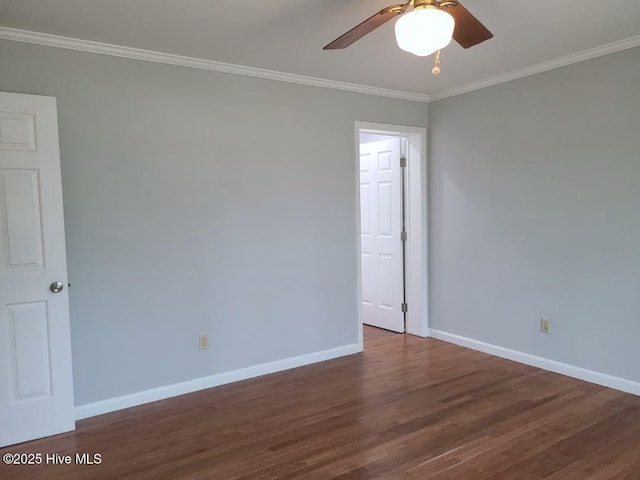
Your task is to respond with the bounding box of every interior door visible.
[359,137,405,333]
[0,91,75,446]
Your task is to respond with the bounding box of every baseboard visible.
[75,343,361,420]
[429,329,640,396]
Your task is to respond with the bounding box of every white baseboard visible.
[75,343,361,420]
[429,329,640,396]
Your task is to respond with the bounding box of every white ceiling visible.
[1,0,639,98]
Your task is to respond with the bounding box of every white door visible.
[0,92,75,446]
[359,138,405,333]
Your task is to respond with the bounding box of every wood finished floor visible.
[2,326,640,479]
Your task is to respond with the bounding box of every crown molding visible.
[2,26,639,105]
[429,34,640,102]
[0,27,430,103]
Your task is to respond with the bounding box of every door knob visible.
[50,281,64,293]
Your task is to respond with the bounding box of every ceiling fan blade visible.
[324,3,408,50]
[447,1,493,49]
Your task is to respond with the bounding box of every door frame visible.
[354,121,429,348]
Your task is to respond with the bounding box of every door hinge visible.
[401,231,407,242]
[402,302,408,313]
[400,157,407,168]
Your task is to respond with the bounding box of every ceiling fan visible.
[324,0,492,74]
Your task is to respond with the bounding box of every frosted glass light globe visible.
[395,8,455,57]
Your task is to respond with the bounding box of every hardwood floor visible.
[363,324,399,342]
[2,327,640,479]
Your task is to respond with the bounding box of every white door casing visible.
[0,91,75,446]
[359,138,405,333]
[355,122,429,346]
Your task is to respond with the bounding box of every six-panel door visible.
[0,91,75,446]
[360,138,405,333]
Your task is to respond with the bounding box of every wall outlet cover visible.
[540,319,551,334]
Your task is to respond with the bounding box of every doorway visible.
[355,122,429,349]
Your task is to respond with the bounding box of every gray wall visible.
[0,40,428,405]
[3,35,637,406]
[430,47,640,382]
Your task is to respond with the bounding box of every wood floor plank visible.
[1,326,639,479]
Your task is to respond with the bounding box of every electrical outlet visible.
[199,334,209,350]
[540,318,551,334]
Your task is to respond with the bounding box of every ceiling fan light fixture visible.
[394,7,455,57]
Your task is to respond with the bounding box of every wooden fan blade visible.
[448,1,493,49]
[324,3,407,50]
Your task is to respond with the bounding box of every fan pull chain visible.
[432,49,441,75]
